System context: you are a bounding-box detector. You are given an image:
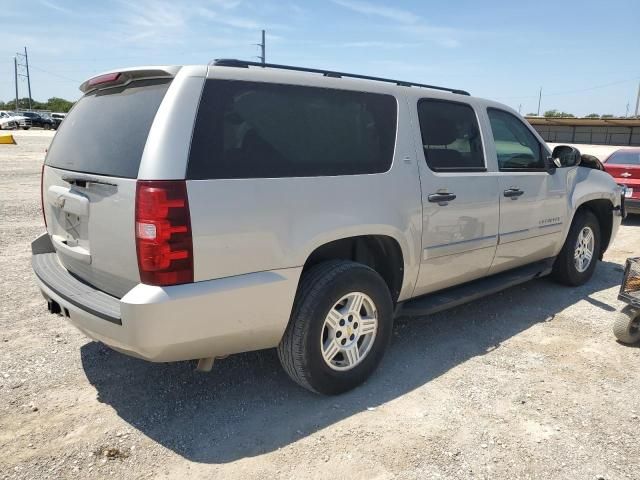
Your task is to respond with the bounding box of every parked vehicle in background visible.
[603,148,640,215]
[51,113,66,129]
[0,111,18,130]
[17,111,55,130]
[39,113,58,130]
[32,61,625,395]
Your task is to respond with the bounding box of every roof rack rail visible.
[212,58,470,96]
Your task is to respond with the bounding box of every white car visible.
[0,111,19,130]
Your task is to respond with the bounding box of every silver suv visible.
[32,60,625,395]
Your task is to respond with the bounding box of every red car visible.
[603,148,640,215]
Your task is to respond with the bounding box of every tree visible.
[0,96,75,112]
[601,114,614,119]
[47,97,74,113]
[585,113,600,118]
[544,109,575,118]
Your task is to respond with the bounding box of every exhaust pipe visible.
[195,355,229,372]
[196,357,215,372]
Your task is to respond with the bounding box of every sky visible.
[1,0,639,116]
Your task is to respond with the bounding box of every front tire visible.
[552,210,601,286]
[278,260,393,395]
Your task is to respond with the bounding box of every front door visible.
[485,108,567,274]
[412,98,500,297]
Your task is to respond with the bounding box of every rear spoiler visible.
[79,66,181,94]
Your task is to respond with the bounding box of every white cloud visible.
[40,0,75,15]
[330,0,465,48]
[331,41,423,49]
[331,0,419,24]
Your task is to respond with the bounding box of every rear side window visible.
[45,79,171,178]
[606,151,640,165]
[487,108,544,170]
[187,80,397,179]
[417,99,485,172]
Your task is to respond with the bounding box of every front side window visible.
[188,80,397,179]
[488,109,544,170]
[417,99,485,172]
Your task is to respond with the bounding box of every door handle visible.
[428,192,457,203]
[503,188,524,198]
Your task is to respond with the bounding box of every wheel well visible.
[303,235,404,303]
[576,199,613,258]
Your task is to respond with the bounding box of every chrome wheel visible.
[321,292,378,371]
[574,226,595,273]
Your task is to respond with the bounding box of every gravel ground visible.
[1,130,639,480]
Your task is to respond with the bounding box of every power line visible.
[28,64,81,84]
[495,76,640,101]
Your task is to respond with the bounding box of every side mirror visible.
[552,145,582,167]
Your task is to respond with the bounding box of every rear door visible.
[412,98,500,297]
[43,77,173,298]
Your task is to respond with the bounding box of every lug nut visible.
[339,319,346,326]
[353,322,358,328]
[341,339,347,345]
[336,331,342,338]
[348,315,353,322]
[350,334,355,341]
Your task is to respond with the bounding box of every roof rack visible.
[212,59,470,96]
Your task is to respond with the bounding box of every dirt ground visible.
[1,130,639,480]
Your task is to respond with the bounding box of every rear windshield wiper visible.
[61,175,118,188]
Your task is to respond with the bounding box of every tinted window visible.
[45,79,171,178]
[417,99,484,171]
[488,109,544,170]
[607,151,640,165]
[187,80,397,179]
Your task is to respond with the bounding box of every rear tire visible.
[613,306,640,344]
[552,210,600,286]
[278,260,393,395]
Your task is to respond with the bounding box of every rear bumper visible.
[31,234,300,362]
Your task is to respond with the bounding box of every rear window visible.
[607,151,640,165]
[187,80,397,179]
[45,79,171,178]
[417,99,485,171]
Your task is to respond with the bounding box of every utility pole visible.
[635,81,640,118]
[253,30,266,64]
[23,47,32,108]
[537,87,542,116]
[14,57,19,111]
[15,47,32,110]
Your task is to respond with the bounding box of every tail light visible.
[135,180,193,286]
[40,164,47,228]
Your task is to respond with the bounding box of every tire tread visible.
[277,260,384,393]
